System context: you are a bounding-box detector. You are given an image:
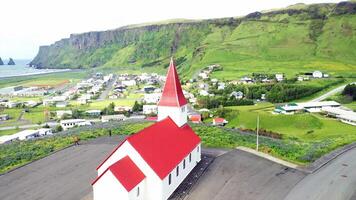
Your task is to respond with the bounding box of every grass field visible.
[225,103,356,143]
[0,71,88,88]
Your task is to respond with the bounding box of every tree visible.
[132,101,143,112]
[55,125,63,132]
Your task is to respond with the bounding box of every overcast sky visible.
[0,0,342,59]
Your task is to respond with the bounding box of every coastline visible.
[0,69,72,79]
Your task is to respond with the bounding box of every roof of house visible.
[158,58,187,107]
[92,156,145,192]
[213,118,226,123]
[96,117,201,180]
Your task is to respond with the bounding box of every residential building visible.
[143,105,158,115]
[213,118,228,126]
[230,91,244,99]
[275,74,284,82]
[56,110,73,119]
[60,119,91,130]
[312,71,323,78]
[144,93,161,104]
[101,115,126,123]
[0,114,9,121]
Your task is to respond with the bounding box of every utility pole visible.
[256,114,260,152]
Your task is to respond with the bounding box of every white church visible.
[92,58,202,200]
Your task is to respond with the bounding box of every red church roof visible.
[158,58,187,107]
[127,117,200,179]
[96,117,201,180]
[92,156,145,192]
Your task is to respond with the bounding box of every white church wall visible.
[97,141,165,200]
[128,180,146,200]
[93,171,129,200]
[158,105,187,127]
[162,143,201,199]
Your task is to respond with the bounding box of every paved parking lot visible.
[185,149,306,200]
[1,136,354,200]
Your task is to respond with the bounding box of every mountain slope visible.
[30,1,356,79]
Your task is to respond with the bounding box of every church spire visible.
[157,58,188,127]
[158,58,187,107]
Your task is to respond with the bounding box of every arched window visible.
[168,174,172,185]
[176,166,179,177]
[183,159,186,169]
[197,146,200,153]
[189,153,192,163]
[137,187,140,196]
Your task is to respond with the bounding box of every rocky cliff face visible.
[30,1,356,77]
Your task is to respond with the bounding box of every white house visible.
[92,58,201,200]
[275,74,284,82]
[144,93,161,104]
[56,110,73,119]
[0,128,52,144]
[143,105,158,115]
[122,80,137,87]
[312,71,323,78]
[60,119,91,130]
[199,90,209,96]
[102,115,126,123]
[230,91,244,99]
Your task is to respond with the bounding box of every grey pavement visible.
[0,135,126,200]
[98,76,116,100]
[310,83,350,102]
[185,149,306,200]
[284,147,356,200]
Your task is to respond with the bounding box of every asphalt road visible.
[0,136,126,200]
[310,84,349,102]
[284,147,356,200]
[98,76,116,100]
[185,149,306,200]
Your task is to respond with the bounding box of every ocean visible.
[0,59,70,78]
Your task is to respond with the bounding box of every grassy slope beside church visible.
[30,2,356,79]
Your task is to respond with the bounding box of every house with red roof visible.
[213,118,228,126]
[92,58,202,200]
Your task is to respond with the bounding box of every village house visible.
[101,115,126,123]
[312,71,323,78]
[144,93,161,104]
[56,110,73,119]
[275,74,284,82]
[92,58,201,200]
[122,80,137,87]
[0,114,9,121]
[114,106,133,113]
[56,101,68,108]
[230,91,244,99]
[86,110,102,117]
[213,118,228,126]
[5,101,19,108]
[0,128,53,144]
[143,105,158,115]
[60,119,91,130]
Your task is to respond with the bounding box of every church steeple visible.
[158,58,188,127]
[158,58,187,107]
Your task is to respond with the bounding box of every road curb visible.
[301,142,356,174]
[236,146,299,169]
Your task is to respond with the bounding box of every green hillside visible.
[30,2,356,79]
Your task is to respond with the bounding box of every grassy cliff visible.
[30,2,356,79]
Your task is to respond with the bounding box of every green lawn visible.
[225,103,356,143]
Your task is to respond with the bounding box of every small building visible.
[86,110,102,117]
[122,80,137,87]
[274,103,304,114]
[56,110,73,119]
[38,128,53,136]
[60,119,91,130]
[189,114,201,123]
[312,71,323,78]
[199,90,209,96]
[56,101,68,108]
[217,82,225,90]
[322,107,356,126]
[101,115,126,123]
[143,105,158,115]
[6,101,19,108]
[114,106,132,113]
[213,118,228,126]
[146,116,158,121]
[144,93,161,104]
[230,91,244,99]
[0,114,9,121]
[275,74,284,82]
[143,86,156,93]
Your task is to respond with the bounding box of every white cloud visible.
[0,0,342,59]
